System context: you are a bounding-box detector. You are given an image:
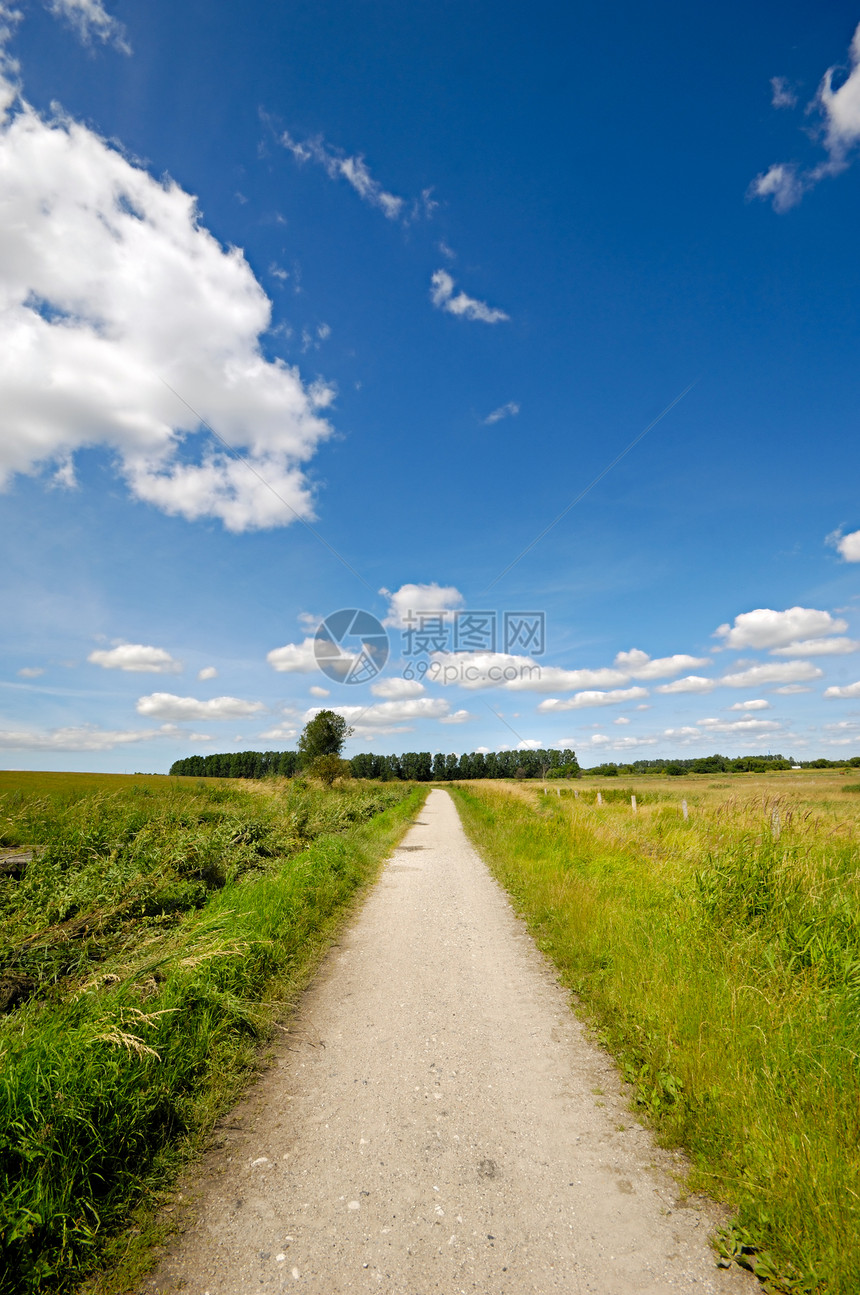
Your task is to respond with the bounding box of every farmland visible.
[0,771,423,1294]
[452,770,860,1293]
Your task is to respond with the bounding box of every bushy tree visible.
[298,710,353,765]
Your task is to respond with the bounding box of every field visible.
[451,770,860,1294]
[0,771,425,1294]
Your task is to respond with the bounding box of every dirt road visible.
[145,788,751,1295]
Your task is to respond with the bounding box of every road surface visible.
[143,788,751,1295]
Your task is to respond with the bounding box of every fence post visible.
[682,799,688,822]
[631,794,637,813]
[596,791,603,806]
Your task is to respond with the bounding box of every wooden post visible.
[596,791,603,806]
[631,794,637,813]
[682,799,688,822]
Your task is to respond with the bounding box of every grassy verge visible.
[0,775,425,1294]
[451,779,860,1294]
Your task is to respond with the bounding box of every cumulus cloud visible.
[197,665,218,680]
[266,638,320,673]
[772,636,860,656]
[614,648,710,680]
[303,695,455,737]
[537,687,649,712]
[752,23,860,209]
[729,699,771,711]
[280,131,404,220]
[696,717,782,735]
[656,675,716,695]
[88,643,182,674]
[430,270,508,323]
[0,722,167,751]
[0,70,333,531]
[483,401,519,425]
[46,0,130,52]
[829,528,860,562]
[715,607,846,650]
[720,661,823,687]
[308,684,329,697]
[427,651,629,693]
[17,666,44,678]
[381,582,464,629]
[439,709,471,724]
[370,676,425,699]
[136,692,265,721]
[587,733,657,750]
[824,680,860,698]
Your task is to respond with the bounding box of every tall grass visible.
[0,776,424,1293]
[452,780,860,1294]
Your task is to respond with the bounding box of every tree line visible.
[169,746,581,781]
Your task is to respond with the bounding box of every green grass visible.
[452,779,860,1294]
[0,774,425,1294]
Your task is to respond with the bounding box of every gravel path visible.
[144,788,752,1295]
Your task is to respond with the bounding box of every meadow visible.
[451,770,860,1294]
[0,771,424,1294]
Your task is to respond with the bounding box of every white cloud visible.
[280,131,404,220]
[430,270,508,324]
[318,697,451,726]
[656,675,716,695]
[136,693,265,721]
[614,648,710,680]
[774,684,812,695]
[537,687,649,712]
[729,699,771,711]
[587,733,657,750]
[720,661,823,687]
[428,651,629,693]
[483,401,520,425]
[257,722,299,741]
[715,607,846,650]
[770,76,797,109]
[300,695,456,738]
[613,716,631,725]
[46,0,130,53]
[266,638,320,673]
[88,643,182,674]
[830,528,860,562]
[381,582,464,628]
[749,163,806,213]
[752,23,860,209]
[370,676,425,699]
[308,684,329,698]
[0,73,333,532]
[824,681,860,699]
[439,709,471,724]
[772,636,860,656]
[197,665,218,680]
[17,666,44,678]
[0,723,166,751]
[697,716,781,734]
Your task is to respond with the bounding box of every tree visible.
[298,710,353,765]
[310,753,350,786]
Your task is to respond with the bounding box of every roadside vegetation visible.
[0,769,424,1294]
[452,772,860,1295]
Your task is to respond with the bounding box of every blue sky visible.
[2,0,860,770]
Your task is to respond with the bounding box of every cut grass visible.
[451,777,860,1295]
[0,775,425,1294]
